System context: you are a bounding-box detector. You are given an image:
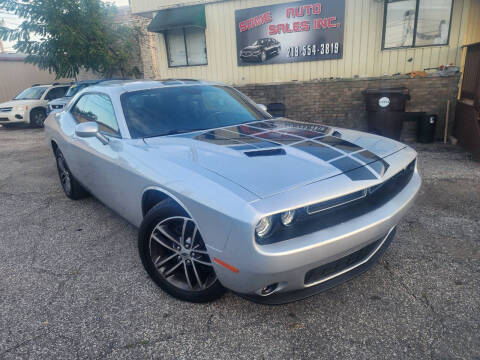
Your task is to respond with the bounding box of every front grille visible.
[304,236,383,285]
[0,107,12,112]
[0,118,9,122]
[306,189,366,214]
[257,159,416,245]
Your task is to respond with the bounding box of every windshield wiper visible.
[158,128,207,136]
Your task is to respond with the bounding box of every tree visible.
[0,0,141,79]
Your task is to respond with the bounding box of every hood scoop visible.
[244,148,286,157]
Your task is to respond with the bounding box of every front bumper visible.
[242,227,397,304]
[240,53,261,61]
[208,169,421,303]
[0,110,27,124]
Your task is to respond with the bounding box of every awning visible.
[147,5,206,33]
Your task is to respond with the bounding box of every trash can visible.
[417,114,437,143]
[363,87,410,140]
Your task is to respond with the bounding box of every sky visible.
[1,0,129,52]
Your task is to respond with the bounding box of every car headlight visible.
[280,210,296,227]
[255,216,273,238]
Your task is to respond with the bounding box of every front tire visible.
[138,200,225,303]
[260,51,267,62]
[55,148,88,200]
[30,108,47,128]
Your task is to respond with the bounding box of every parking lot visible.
[0,124,479,359]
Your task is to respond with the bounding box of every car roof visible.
[74,79,104,85]
[31,82,72,87]
[73,78,127,85]
[85,79,227,95]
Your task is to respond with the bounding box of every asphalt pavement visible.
[0,124,479,359]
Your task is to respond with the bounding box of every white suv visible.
[0,83,70,127]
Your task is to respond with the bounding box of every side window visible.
[84,94,120,136]
[45,87,68,100]
[71,95,92,123]
[383,0,453,49]
[58,86,69,97]
[165,27,208,67]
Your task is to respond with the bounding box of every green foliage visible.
[0,0,141,79]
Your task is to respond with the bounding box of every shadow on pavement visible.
[0,123,36,131]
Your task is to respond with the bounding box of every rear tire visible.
[55,148,88,200]
[138,199,225,303]
[30,108,47,128]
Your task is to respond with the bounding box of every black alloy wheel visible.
[54,148,88,199]
[31,108,47,128]
[138,199,225,303]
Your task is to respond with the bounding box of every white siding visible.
[135,0,473,85]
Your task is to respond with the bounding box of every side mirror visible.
[257,104,268,112]
[75,121,109,145]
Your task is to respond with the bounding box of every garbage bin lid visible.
[363,87,409,95]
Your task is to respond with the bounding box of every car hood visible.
[48,97,71,106]
[144,119,406,199]
[243,45,262,52]
[0,99,35,108]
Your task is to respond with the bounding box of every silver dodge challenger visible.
[44,80,421,304]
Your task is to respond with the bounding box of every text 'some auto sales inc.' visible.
[235,0,345,66]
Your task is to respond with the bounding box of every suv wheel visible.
[30,108,47,128]
[138,200,225,302]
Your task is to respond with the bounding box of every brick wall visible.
[237,74,460,140]
[131,16,157,80]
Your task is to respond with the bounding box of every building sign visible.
[235,0,345,66]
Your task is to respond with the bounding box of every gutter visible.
[132,0,229,17]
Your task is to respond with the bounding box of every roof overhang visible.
[147,4,206,33]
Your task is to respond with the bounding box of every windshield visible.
[14,86,48,100]
[121,85,270,138]
[253,39,267,46]
[65,83,90,97]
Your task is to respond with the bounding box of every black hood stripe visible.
[292,141,342,162]
[189,119,389,181]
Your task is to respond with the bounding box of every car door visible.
[272,39,280,53]
[265,39,273,55]
[67,93,125,208]
[59,95,92,186]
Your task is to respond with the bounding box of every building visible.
[0,54,74,103]
[130,0,480,139]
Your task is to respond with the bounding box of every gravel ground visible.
[0,124,479,359]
